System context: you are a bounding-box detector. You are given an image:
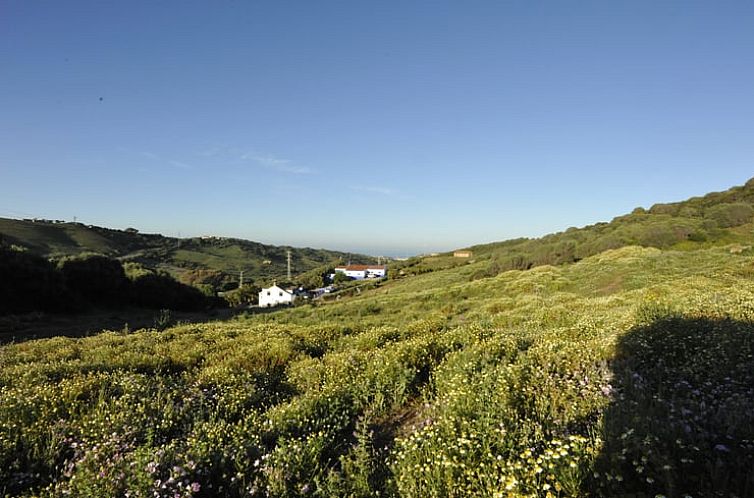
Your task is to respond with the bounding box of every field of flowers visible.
[1,246,753,497]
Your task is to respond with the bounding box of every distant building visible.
[453,250,473,258]
[333,265,387,280]
[258,284,296,308]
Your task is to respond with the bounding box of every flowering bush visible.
[1,246,754,496]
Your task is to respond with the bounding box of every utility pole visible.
[239,270,244,289]
[287,250,292,280]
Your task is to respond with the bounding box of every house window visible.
[279,292,283,296]
[266,291,270,296]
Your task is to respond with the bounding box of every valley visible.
[2,180,754,496]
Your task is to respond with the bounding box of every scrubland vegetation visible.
[3,180,754,496]
[2,243,753,497]
[390,178,754,280]
[0,249,216,315]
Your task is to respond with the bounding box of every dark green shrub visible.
[648,203,679,216]
[687,230,707,242]
[224,285,261,307]
[500,254,533,271]
[297,264,334,289]
[58,254,129,305]
[678,206,700,218]
[129,271,209,311]
[0,246,79,314]
[705,202,754,228]
[636,223,680,248]
[334,272,352,284]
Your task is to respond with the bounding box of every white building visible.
[333,265,387,280]
[258,284,295,308]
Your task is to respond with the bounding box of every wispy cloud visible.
[350,185,398,196]
[198,144,231,158]
[119,147,193,171]
[242,152,313,175]
[191,145,315,175]
[170,160,193,170]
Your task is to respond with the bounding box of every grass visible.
[0,219,117,257]
[1,244,754,496]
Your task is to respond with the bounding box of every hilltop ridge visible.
[0,218,373,284]
[393,176,754,279]
[473,176,754,262]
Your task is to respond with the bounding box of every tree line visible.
[0,246,220,315]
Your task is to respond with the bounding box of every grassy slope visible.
[263,245,754,330]
[2,244,753,496]
[0,218,372,283]
[390,177,754,279]
[3,179,754,496]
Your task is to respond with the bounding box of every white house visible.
[333,265,387,280]
[258,284,295,308]
[365,265,387,278]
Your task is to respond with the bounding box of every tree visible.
[297,264,333,289]
[57,254,129,305]
[333,271,351,284]
[0,246,78,314]
[223,285,261,307]
[129,270,210,311]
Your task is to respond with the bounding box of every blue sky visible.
[2,1,753,256]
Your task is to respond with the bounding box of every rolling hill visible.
[0,218,374,285]
[2,178,754,497]
[391,176,754,279]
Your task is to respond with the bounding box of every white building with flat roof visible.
[334,265,387,280]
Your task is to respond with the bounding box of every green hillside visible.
[391,177,754,279]
[2,180,754,497]
[0,218,373,285]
